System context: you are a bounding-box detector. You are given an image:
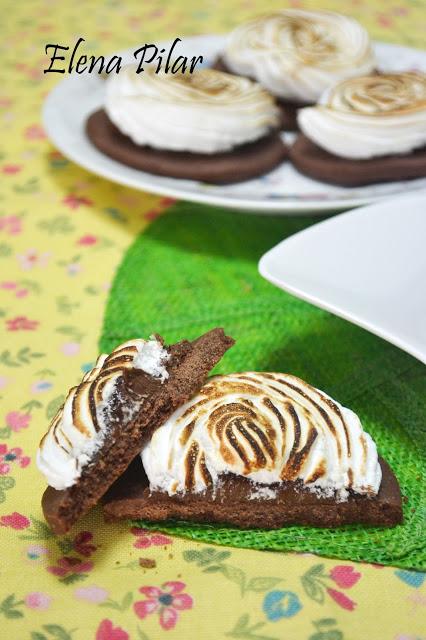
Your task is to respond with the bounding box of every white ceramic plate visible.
[259,191,426,363]
[43,35,426,214]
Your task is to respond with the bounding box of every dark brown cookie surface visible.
[86,109,287,184]
[103,456,402,529]
[41,328,234,535]
[211,56,309,131]
[290,135,426,187]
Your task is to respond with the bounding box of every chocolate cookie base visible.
[86,110,287,184]
[41,328,234,535]
[290,135,426,187]
[212,56,309,131]
[103,457,402,529]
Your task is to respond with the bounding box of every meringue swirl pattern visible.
[142,372,382,500]
[37,338,168,490]
[105,67,280,153]
[298,72,426,159]
[222,10,375,103]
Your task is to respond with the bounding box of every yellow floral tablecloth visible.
[1,1,425,638]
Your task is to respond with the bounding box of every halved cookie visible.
[38,329,234,534]
[103,372,403,529]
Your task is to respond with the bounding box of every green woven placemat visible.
[100,201,426,570]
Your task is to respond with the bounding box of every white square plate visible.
[259,192,426,363]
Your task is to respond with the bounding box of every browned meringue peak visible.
[325,72,426,116]
[37,338,170,490]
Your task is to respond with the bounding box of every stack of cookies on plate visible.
[87,9,426,186]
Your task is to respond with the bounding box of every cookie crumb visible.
[139,557,156,569]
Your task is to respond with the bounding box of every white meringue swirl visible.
[222,10,375,103]
[37,338,169,490]
[105,66,279,153]
[142,372,381,500]
[298,72,426,159]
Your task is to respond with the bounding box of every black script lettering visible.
[87,54,106,73]
[75,55,87,74]
[134,44,159,73]
[154,48,166,73]
[105,56,122,74]
[165,37,181,73]
[44,44,69,74]
[171,57,187,74]
[69,37,85,73]
[190,55,203,72]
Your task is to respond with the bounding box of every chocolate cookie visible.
[103,456,402,528]
[41,328,234,534]
[86,109,287,184]
[290,135,426,187]
[211,56,307,131]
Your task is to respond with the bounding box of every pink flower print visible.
[0,281,16,290]
[0,512,30,529]
[159,197,176,207]
[23,544,49,562]
[326,587,356,611]
[6,316,39,331]
[73,531,97,557]
[17,249,50,270]
[37,23,53,33]
[0,215,22,235]
[47,556,93,578]
[133,581,193,630]
[74,585,108,603]
[144,208,163,222]
[0,97,13,108]
[329,566,361,589]
[25,592,52,610]
[62,194,93,210]
[61,342,80,356]
[131,527,172,549]
[77,234,97,246]
[24,124,46,140]
[5,411,31,432]
[96,619,129,640]
[392,6,409,16]
[0,444,31,474]
[0,376,9,390]
[1,164,22,175]
[377,13,393,28]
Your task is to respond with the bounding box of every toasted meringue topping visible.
[298,72,426,159]
[142,372,382,500]
[105,66,279,153]
[37,338,169,490]
[326,73,426,115]
[222,10,375,102]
